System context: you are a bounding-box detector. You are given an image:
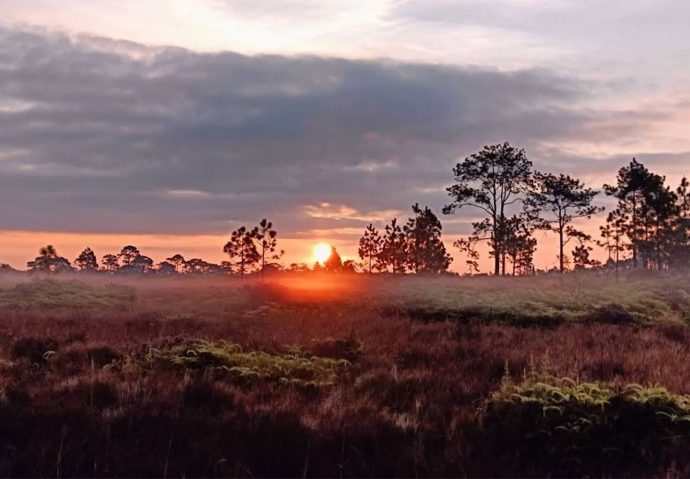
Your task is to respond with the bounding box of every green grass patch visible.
[129,339,351,386]
[483,372,690,475]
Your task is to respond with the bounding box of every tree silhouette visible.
[186,258,218,274]
[118,245,141,266]
[254,219,282,280]
[27,245,72,274]
[503,215,537,275]
[223,226,260,278]
[74,247,98,271]
[166,254,187,273]
[454,236,480,275]
[380,218,407,274]
[101,254,119,272]
[604,159,672,269]
[598,209,627,277]
[342,259,358,273]
[671,178,690,270]
[404,204,452,273]
[444,142,533,275]
[324,246,343,272]
[130,255,154,273]
[642,179,678,270]
[572,235,600,270]
[358,223,382,275]
[288,263,310,272]
[157,261,177,275]
[527,172,602,273]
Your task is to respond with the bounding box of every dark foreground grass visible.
[0,273,689,476]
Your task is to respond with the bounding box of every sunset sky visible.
[2,1,690,270]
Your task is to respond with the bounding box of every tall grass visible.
[0,272,688,475]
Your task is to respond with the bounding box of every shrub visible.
[131,339,351,386]
[483,373,690,476]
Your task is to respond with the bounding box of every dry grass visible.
[0,272,688,476]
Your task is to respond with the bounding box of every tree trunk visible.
[493,247,500,276]
[559,228,564,273]
[261,247,265,282]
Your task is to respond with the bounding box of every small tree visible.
[404,204,452,274]
[74,247,98,271]
[604,159,670,269]
[166,254,187,273]
[598,209,627,277]
[27,245,72,274]
[671,178,690,270]
[157,261,177,275]
[185,258,216,274]
[223,226,260,278]
[254,219,282,280]
[503,215,537,276]
[527,172,602,273]
[324,246,343,272]
[130,255,154,273]
[288,263,310,272]
[380,218,407,274]
[342,259,358,273]
[454,236,481,275]
[358,224,382,275]
[118,245,141,266]
[572,235,600,270]
[101,254,120,272]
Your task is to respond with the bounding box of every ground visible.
[0,272,689,477]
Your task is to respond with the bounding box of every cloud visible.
[0,26,680,240]
[304,203,402,222]
[391,0,690,80]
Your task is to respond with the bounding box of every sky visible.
[1,0,690,271]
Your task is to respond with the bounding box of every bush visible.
[130,338,351,386]
[483,373,690,476]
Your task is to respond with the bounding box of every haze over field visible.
[1,1,690,270]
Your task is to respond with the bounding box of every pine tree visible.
[74,247,98,271]
[444,142,533,275]
[223,226,260,278]
[358,223,382,275]
[403,204,452,274]
[254,219,282,280]
[527,172,601,273]
[454,236,480,275]
[379,218,407,274]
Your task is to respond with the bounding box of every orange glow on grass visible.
[313,242,332,264]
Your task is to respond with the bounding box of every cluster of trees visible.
[25,244,229,276]
[441,143,602,275]
[223,219,284,278]
[601,159,690,271]
[25,219,286,277]
[440,142,690,275]
[358,203,452,274]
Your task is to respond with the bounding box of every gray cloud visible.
[0,26,668,238]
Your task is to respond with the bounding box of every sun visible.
[313,242,332,264]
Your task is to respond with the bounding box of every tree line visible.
[442,143,690,275]
[8,142,690,276]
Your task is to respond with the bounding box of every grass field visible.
[0,272,690,477]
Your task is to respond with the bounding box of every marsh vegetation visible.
[0,273,689,476]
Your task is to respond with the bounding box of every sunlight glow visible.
[313,242,332,264]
